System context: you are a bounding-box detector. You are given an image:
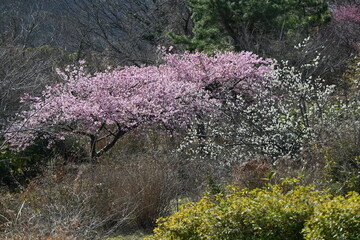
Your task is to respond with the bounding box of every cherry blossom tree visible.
[4,51,272,158]
[333,1,360,23]
[332,0,360,51]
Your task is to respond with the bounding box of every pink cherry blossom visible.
[4,51,273,158]
[333,3,360,23]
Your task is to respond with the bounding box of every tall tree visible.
[172,0,330,54]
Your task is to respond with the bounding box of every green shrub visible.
[148,180,360,240]
[0,138,54,190]
[313,123,360,194]
[0,136,87,191]
[148,180,330,240]
[303,192,360,240]
[324,144,360,194]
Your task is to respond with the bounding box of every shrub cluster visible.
[304,192,360,240]
[148,180,360,240]
[0,136,87,191]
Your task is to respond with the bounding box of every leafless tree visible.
[0,44,62,128]
[56,0,191,65]
[0,1,66,132]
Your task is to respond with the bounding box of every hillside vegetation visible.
[1,0,360,239]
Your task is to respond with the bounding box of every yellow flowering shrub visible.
[303,192,360,240]
[147,180,332,240]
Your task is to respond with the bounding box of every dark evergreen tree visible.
[172,0,330,54]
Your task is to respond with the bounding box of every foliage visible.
[147,180,339,240]
[172,0,330,53]
[322,138,360,194]
[4,51,272,158]
[0,138,54,190]
[303,192,360,240]
[341,54,360,87]
[0,134,87,191]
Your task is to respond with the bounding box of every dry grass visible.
[0,152,179,239]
